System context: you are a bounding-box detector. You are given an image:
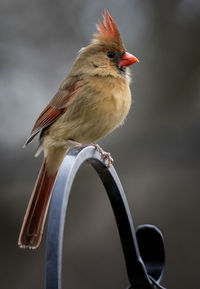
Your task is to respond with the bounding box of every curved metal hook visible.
[45,146,165,289]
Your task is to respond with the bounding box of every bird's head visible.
[71,11,139,78]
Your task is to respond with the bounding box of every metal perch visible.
[46,146,166,289]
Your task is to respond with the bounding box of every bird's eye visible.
[107,51,115,58]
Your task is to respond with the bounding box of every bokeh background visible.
[1,0,200,288]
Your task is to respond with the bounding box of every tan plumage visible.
[18,10,139,249]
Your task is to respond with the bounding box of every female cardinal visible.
[18,10,139,249]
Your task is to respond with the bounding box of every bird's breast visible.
[47,76,131,144]
[96,76,131,124]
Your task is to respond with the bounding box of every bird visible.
[18,10,139,249]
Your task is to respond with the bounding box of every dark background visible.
[1,1,200,288]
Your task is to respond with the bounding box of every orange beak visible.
[119,52,139,67]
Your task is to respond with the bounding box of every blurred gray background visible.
[1,0,200,288]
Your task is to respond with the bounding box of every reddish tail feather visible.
[18,159,57,249]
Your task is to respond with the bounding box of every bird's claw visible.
[92,144,113,168]
[102,151,113,168]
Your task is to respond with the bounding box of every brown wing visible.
[24,82,82,147]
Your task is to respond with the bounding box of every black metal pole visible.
[45,146,165,289]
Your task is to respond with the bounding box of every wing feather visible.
[24,81,82,147]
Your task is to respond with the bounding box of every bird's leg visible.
[68,139,113,168]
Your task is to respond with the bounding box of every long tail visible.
[18,159,57,249]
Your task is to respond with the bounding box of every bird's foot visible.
[91,144,113,168]
[68,140,113,168]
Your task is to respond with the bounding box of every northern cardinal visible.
[18,10,139,249]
